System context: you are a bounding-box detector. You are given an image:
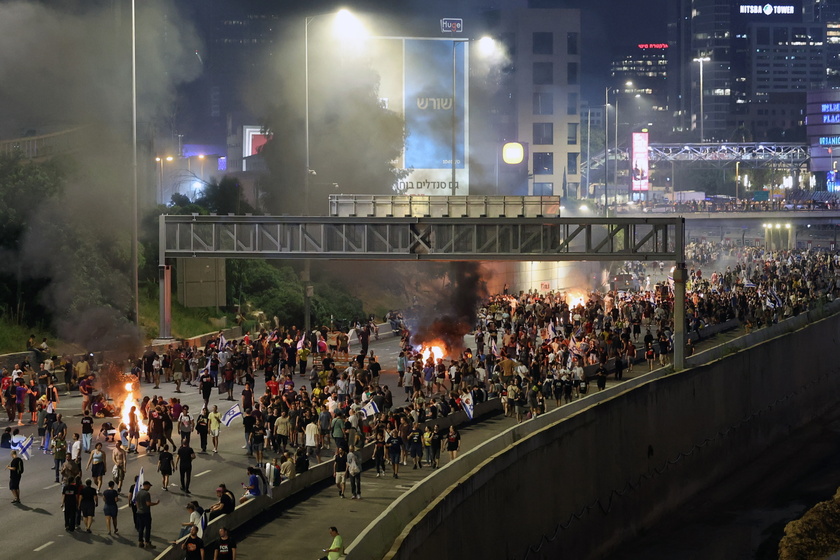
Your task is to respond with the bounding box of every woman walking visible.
[445,425,461,462]
[86,442,107,493]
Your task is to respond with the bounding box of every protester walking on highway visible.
[112,440,127,493]
[446,425,461,462]
[176,439,197,494]
[158,443,174,491]
[214,526,237,560]
[103,480,120,535]
[347,446,362,499]
[79,478,98,532]
[7,449,23,503]
[318,526,343,560]
[87,441,107,493]
[135,480,159,549]
[208,405,222,453]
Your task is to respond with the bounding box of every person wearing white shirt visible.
[70,433,82,463]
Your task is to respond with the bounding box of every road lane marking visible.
[34,542,54,552]
[194,469,212,477]
[43,483,60,490]
[119,504,130,510]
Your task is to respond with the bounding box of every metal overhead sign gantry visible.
[158,214,688,369]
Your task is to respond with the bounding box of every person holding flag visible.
[221,403,242,427]
[6,449,24,503]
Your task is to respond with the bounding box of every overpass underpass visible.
[158,214,688,367]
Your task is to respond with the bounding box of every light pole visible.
[585,107,591,200]
[693,57,710,142]
[131,0,139,326]
[604,87,609,216]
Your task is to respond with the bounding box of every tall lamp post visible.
[131,0,139,326]
[604,87,609,216]
[693,57,710,142]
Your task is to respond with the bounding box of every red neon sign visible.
[638,43,669,49]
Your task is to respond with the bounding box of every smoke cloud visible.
[408,261,488,357]
[0,0,201,351]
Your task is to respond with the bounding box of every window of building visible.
[567,62,579,85]
[534,62,553,85]
[533,32,553,55]
[533,92,554,115]
[533,123,554,145]
[756,26,770,45]
[534,152,554,175]
[533,182,554,196]
[567,152,579,175]
[567,92,578,115]
[567,32,579,55]
[774,27,789,45]
[567,122,579,145]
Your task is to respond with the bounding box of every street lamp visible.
[693,57,710,142]
[155,156,174,204]
[303,8,365,341]
[130,0,139,326]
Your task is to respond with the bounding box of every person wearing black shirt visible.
[333,447,347,498]
[429,425,442,469]
[157,444,174,491]
[386,429,403,479]
[7,450,23,503]
[62,477,80,531]
[214,527,236,560]
[175,441,196,494]
[242,413,256,458]
[208,486,235,521]
[199,371,214,410]
[182,525,205,560]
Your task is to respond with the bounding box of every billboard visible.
[631,132,649,192]
[368,38,469,195]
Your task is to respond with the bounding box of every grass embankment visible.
[0,298,232,356]
[139,294,235,341]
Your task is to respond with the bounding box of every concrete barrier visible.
[152,398,502,560]
[347,301,840,560]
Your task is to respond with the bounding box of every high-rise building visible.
[483,7,582,197]
[610,43,670,139]
[671,0,820,141]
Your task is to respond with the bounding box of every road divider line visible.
[34,541,54,552]
[43,483,60,490]
[194,469,212,477]
[119,504,130,510]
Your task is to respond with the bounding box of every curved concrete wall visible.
[347,301,840,560]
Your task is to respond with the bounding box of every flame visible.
[121,380,147,434]
[565,291,587,309]
[420,344,446,363]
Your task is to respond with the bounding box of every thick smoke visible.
[408,262,488,357]
[0,0,201,352]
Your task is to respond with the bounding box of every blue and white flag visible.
[461,391,475,420]
[222,403,242,427]
[15,435,33,460]
[219,333,227,350]
[359,400,379,420]
[199,512,208,534]
[132,467,145,503]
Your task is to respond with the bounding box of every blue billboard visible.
[404,39,466,170]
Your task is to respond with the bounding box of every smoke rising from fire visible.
[0,0,201,352]
[409,262,488,358]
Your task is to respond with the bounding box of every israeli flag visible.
[222,403,243,427]
[199,512,208,534]
[15,435,33,460]
[461,391,475,420]
[359,400,379,420]
[132,467,145,503]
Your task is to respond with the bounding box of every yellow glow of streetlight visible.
[334,8,366,39]
[502,142,524,165]
[166,156,174,162]
[478,36,497,57]
[198,154,205,159]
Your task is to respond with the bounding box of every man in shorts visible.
[333,446,347,498]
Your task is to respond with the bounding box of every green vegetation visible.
[0,316,52,355]
[138,293,234,341]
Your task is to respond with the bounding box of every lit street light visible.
[693,56,710,142]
